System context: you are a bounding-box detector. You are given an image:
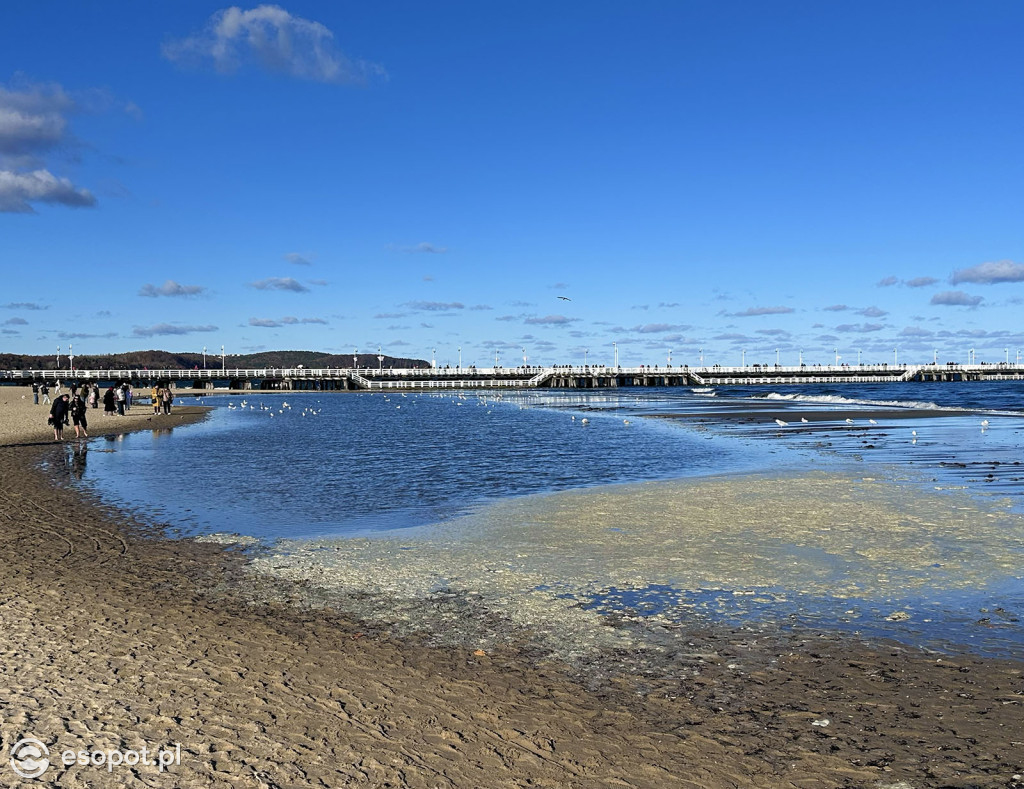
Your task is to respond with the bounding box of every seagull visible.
[581,418,589,424]
[868,419,877,425]
[774,418,788,427]
[558,296,572,301]
[623,419,631,425]
[911,430,917,437]
[981,419,990,428]
[845,418,854,424]
[801,417,809,423]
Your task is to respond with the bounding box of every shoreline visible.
[2,385,1023,787]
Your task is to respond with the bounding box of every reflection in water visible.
[66,443,87,480]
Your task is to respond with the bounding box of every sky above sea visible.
[1,1,1022,368]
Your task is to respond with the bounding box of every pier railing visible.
[1,363,1022,389]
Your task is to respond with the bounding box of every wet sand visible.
[1,385,1022,788]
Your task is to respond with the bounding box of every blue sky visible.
[1,1,1022,367]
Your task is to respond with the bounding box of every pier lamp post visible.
[56,346,61,369]
[667,349,672,367]
[203,346,207,369]
[378,346,384,371]
[458,346,462,371]
[775,348,779,367]
[494,349,499,368]
[1018,349,1021,365]
[522,348,527,366]
[221,345,225,371]
[894,347,899,366]
[352,349,358,369]
[833,348,838,366]
[69,344,74,372]
[933,349,938,364]
[613,342,618,369]
[699,348,704,366]
[969,348,975,365]
[799,349,803,366]
[432,348,436,369]
[741,349,745,367]
[1006,348,1009,365]
[857,349,862,366]
[584,348,588,366]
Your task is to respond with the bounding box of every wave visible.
[758,392,944,410]
[690,387,717,396]
[753,391,1024,416]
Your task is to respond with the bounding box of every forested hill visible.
[0,350,430,371]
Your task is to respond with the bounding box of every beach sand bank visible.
[0,385,1022,788]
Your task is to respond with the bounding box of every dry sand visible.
[0,384,1022,788]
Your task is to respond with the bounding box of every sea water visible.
[63,381,1024,657]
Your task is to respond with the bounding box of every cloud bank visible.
[0,81,97,213]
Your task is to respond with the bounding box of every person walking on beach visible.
[125,384,133,411]
[91,383,99,408]
[41,383,50,404]
[70,393,89,438]
[103,386,116,416]
[31,382,39,404]
[49,393,70,441]
[151,384,161,414]
[115,385,126,416]
[161,387,173,414]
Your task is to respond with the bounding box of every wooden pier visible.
[2,363,1022,391]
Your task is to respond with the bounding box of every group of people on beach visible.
[39,381,174,441]
[46,386,91,441]
[151,384,174,415]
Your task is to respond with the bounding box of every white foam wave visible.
[759,392,945,410]
[690,387,717,397]
[754,391,1024,416]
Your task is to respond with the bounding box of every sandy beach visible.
[1,384,1022,788]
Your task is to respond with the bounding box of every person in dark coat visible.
[49,394,71,441]
[70,394,89,438]
[103,387,116,416]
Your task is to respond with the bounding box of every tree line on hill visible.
[0,350,430,371]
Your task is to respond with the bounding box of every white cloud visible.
[930,290,983,307]
[731,306,794,317]
[163,5,385,84]
[284,252,311,265]
[250,277,309,292]
[905,276,938,288]
[950,260,1024,285]
[403,301,464,311]
[524,315,578,325]
[248,315,327,327]
[834,322,885,333]
[132,323,218,337]
[138,279,205,298]
[629,323,690,334]
[0,169,95,213]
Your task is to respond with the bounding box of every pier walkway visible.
[2,363,1022,391]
